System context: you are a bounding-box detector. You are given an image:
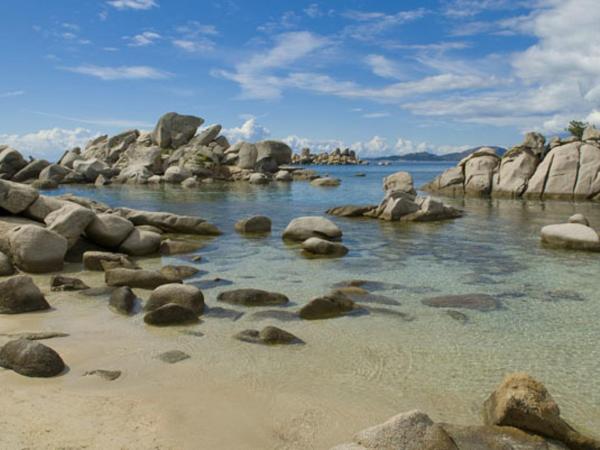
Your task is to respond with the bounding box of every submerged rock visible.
[50,275,89,292]
[156,349,191,364]
[421,294,500,312]
[234,326,303,345]
[311,177,341,187]
[144,303,199,326]
[159,265,200,280]
[217,288,289,307]
[159,239,203,255]
[84,369,122,381]
[302,237,348,257]
[299,292,355,320]
[235,215,272,234]
[83,251,138,271]
[541,223,600,251]
[0,339,65,377]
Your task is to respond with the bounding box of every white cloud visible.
[63,64,172,80]
[222,118,271,143]
[0,128,98,159]
[363,112,390,119]
[283,135,344,153]
[173,39,214,53]
[127,31,161,47]
[443,0,533,18]
[365,54,403,79]
[172,21,217,53]
[31,111,153,128]
[107,0,157,10]
[0,90,25,98]
[304,4,323,18]
[257,11,301,34]
[350,136,390,157]
[342,8,427,41]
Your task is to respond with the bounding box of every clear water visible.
[47,162,600,438]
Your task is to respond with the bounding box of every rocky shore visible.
[422,126,600,200]
[291,147,364,165]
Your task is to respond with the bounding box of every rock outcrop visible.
[292,147,363,165]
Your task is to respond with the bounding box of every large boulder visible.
[282,216,342,241]
[235,326,302,345]
[194,124,222,146]
[144,303,198,326]
[483,373,600,450]
[463,149,501,196]
[235,216,272,234]
[421,166,465,196]
[494,148,539,197]
[115,144,162,173]
[152,112,204,148]
[311,177,341,187]
[0,251,14,276]
[217,288,289,306]
[145,283,205,315]
[59,148,84,168]
[0,179,39,214]
[574,144,600,199]
[0,339,65,377]
[82,251,138,271]
[85,213,135,248]
[109,286,137,315]
[0,146,27,178]
[118,228,161,256]
[164,166,192,183]
[115,165,154,184]
[116,208,220,235]
[352,410,457,450]
[0,276,50,314]
[256,140,292,166]
[105,268,175,289]
[8,225,68,273]
[237,142,259,169]
[12,159,50,182]
[44,204,96,248]
[383,171,416,195]
[38,164,71,183]
[540,223,600,251]
[72,158,110,182]
[543,142,580,199]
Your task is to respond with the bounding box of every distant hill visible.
[367,146,506,162]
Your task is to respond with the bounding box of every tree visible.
[566,120,588,139]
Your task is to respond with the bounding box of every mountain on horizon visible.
[366,146,507,162]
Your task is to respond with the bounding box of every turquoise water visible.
[52,162,600,435]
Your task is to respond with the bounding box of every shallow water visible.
[3,162,600,447]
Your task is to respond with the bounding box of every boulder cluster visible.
[0,112,331,189]
[292,147,363,165]
[422,126,600,200]
[333,373,600,450]
[327,171,462,222]
[0,180,219,274]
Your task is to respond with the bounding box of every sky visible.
[1,0,599,159]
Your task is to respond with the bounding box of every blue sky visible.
[1,0,599,159]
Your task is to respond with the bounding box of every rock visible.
[181,177,198,188]
[353,410,457,450]
[0,251,15,276]
[326,205,376,217]
[0,331,69,340]
[116,208,221,235]
[522,132,546,157]
[30,179,59,190]
[494,148,540,197]
[8,225,68,273]
[0,339,65,377]
[12,159,50,182]
[118,228,161,256]
[82,251,138,271]
[378,195,420,221]
[144,303,198,326]
[0,276,50,314]
[421,294,500,311]
[116,165,153,184]
[22,195,67,222]
[311,177,341,187]
[574,144,600,199]
[234,326,302,345]
[38,164,71,183]
[109,286,136,314]
[299,292,355,320]
[302,237,348,257]
[275,170,292,181]
[543,142,581,199]
[583,125,600,141]
[72,158,110,182]
[59,148,83,168]
[383,171,416,195]
[105,268,175,289]
[164,166,192,183]
[446,310,469,324]
[50,275,89,291]
[237,142,259,169]
[408,196,462,222]
[159,239,203,255]
[249,172,269,184]
[145,283,204,315]
[441,423,570,450]
[86,213,135,248]
[421,166,465,196]
[256,140,293,166]
[0,146,27,178]
[483,373,600,450]
[568,214,590,226]
[194,124,222,146]
[156,349,190,363]
[84,369,122,381]
[540,223,600,251]
[44,204,96,248]
[234,216,272,234]
[152,112,204,148]
[115,144,162,173]
[0,179,39,214]
[217,288,289,307]
[464,151,501,196]
[95,174,110,186]
[282,216,342,242]
[160,265,199,281]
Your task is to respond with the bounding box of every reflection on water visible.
[51,162,600,433]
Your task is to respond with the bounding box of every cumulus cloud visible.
[0,128,98,159]
[222,118,270,143]
[63,64,172,80]
[283,135,344,153]
[107,0,157,10]
[126,31,161,47]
